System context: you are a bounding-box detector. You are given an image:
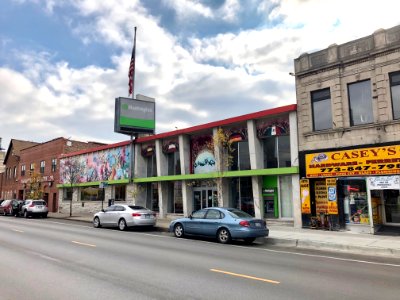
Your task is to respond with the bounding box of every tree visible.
[211,128,234,206]
[60,156,84,217]
[27,168,43,200]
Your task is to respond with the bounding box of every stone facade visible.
[295,25,400,151]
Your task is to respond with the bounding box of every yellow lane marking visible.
[71,241,96,248]
[210,269,280,284]
[12,229,24,233]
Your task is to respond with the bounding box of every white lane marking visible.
[16,220,400,267]
[12,229,24,233]
[71,241,96,247]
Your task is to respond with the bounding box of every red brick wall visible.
[0,138,106,211]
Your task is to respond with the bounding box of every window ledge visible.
[304,120,400,137]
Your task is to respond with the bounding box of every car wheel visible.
[118,219,127,231]
[24,210,29,218]
[217,228,231,244]
[243,238,256,244]
[174,223,184,238]
[43,213,48,218]
[93,217,101,228]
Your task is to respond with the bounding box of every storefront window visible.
[279,176,293,218]
[338,178,369,224]
[114,185,126,201]
[63,188,73,201]
[231,177,254,216]
[80,187,104,201]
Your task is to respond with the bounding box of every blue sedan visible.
[169,207,269,244]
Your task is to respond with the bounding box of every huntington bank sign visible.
[114,96,155,135]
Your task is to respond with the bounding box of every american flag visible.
[128,27,137,96]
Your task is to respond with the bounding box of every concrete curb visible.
[266,237,400,258]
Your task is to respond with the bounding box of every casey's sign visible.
[306,145,400,178]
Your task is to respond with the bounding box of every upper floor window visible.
[311,88,332,131]
[30,163,35,173]
[51,158,57,172]
[147,155,157,177]
[390,71,400,120]
[21,165,26,176]
[348,80,373,126]
[167,151,181,176]
[230,141,251,171]
[40,160,45,174]
[13,167,17,178]
[263,135,291,168]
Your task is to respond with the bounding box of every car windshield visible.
[1,200,11,206]
[128,206,146,210]
[227,209,253,219]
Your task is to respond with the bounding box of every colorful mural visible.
[60,145,131,184]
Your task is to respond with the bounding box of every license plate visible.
[145,214,150,219]
[37,206,42,209]
[255,222,261,227]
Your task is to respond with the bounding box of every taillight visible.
[132,213,141,217]
[239,220,250,227]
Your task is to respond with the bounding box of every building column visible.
[182,182,193,217]
[289,111,301,227]
[292,174,301,228]
[179,134,192,216]
[158,182,169,218]
[252,176,264,219]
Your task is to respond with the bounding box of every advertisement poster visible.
[315,180,328,214]
[300,179,311,214]
[326,178,338,214]
[306,145,400,177]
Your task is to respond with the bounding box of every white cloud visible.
[2,0,400,150]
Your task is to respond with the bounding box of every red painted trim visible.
[61,104,296,157]
[137,104,296,143]
[60,140,131,158]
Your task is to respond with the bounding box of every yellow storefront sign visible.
[306,145,400,178]
[300,179,311,214]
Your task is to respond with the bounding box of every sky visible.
[1,0,399,151]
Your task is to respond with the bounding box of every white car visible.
[93,204,157,231]
[21,199,48,218]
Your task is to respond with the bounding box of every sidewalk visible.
[48,212,400,259]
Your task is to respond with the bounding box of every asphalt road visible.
[0,216,399,300]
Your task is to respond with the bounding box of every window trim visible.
[311,88,332,131]
[347,79,373,126]
[389,71,400,120]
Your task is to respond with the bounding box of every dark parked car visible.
[0,199,23,216]
[169,207,269,244]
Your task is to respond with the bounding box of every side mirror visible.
[101,209,105,213]
[189,214,193,219]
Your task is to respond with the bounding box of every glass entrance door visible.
[193,187,217,211]
[383,190,400,224]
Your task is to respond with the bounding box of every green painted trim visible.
[120,116,155,129]
[133,167,299,183]
[57,179,130,188]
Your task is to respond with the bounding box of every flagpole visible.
[132,26,137,99]
[129,27,138,192]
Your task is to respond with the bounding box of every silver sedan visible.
[93,204,157,230]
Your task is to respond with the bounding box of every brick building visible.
[1,137,105,212]
[294,25,400,233]
[1,139,39,201]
